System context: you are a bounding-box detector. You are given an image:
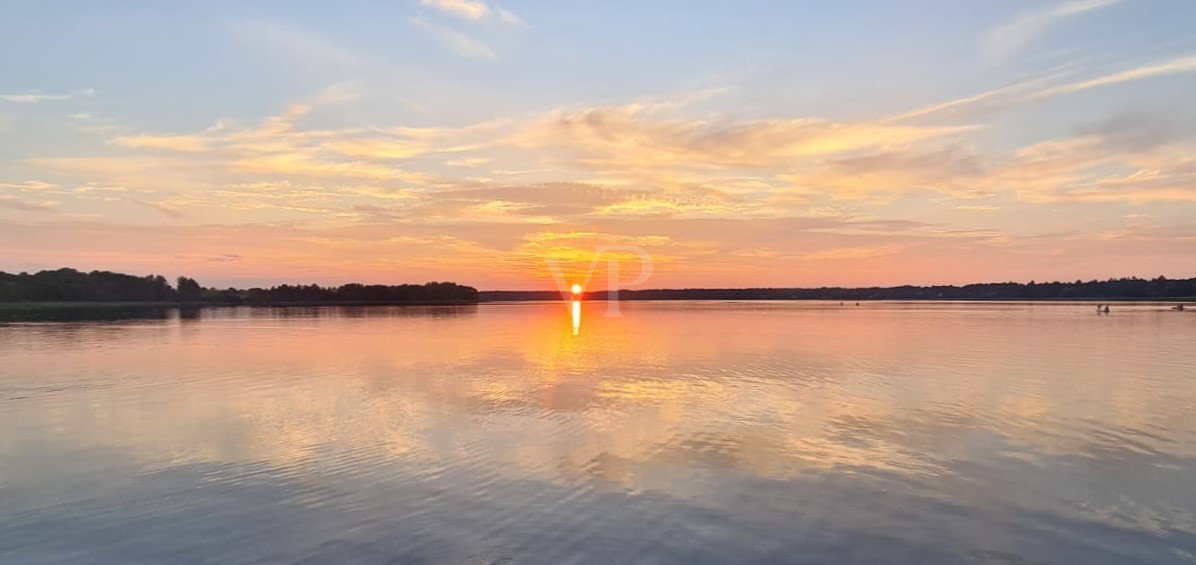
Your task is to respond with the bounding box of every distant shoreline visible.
[487,296,1196,302]
[0,300,479,310]
[5,268,1196,306]
[2,297,1193,311]
[479,290,1196,303]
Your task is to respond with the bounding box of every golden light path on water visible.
[1,301,1195,563]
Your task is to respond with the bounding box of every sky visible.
[2,0,1196,290]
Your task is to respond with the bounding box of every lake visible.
[2,301,1195,564]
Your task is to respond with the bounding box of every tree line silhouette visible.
[3,268,1193,305]
[481,276,1196,302]
[0,268,478,304]
[0,268,175,302]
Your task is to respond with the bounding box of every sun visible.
[570,283,583,295]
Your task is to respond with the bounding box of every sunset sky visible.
[3,0,1196,290]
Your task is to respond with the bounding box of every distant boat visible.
[1173,304,1186,311]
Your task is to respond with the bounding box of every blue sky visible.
[2,0,1196,288]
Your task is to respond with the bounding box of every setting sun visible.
[3,3,1196,563]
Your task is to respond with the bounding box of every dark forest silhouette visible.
[483,277,1196,302]
[0,268,478,305]
[3,268,1195,305]
[0,269,176,303]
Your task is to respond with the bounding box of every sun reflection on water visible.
[3,302,1196,563]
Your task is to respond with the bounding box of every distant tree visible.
[177,276,203,303]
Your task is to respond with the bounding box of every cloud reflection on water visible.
[2,302,1196,562]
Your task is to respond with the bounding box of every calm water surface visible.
[2,301,1195,564]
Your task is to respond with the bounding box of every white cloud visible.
[892,53,1196,122]
[419,0,525,27]
[447,157,491,167]
[981,0,1119,63]
[1,92,68,104]
[1028,54,1196,100]
[496,6,527,27]
[0,181,57,191]
[411,16,496,59]
[886,71,1064,122]
[1,88,95,104]
[0,195,58,211]
[421,0,490,21]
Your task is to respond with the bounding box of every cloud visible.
[447,157,491,167]
[24,89,993,227]
[783,126,1196,205]
[232,21,365,79]
[2,92,69,104]
[1,88,95,104]
[886,71,1065,122]
[800,245,904,261]
[0,195,58,211]
[87,96,461,192]
[1075,111,1176,152]
[112,134,213,152]
[411,16,496,59]
[496,6,527,27]
[127,198,186,219]
[514,103,977,177]
[6,77,1005,225]
[3,209,1193,289]
[593,197,736,219]
[420,0,526,26]
[781,146,987,201]
[410,0,525,57]
[421,0,489,21]
[892,53,1196,122]
[981,0,1120,62]
[23,74,1196,251]
[1027,54,1196,100]
[0,181,58,191]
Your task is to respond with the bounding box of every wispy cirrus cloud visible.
[0,195,59,211]
[2,92,69,104]
[420,0,526,26]
[893,53,1196,122]
[0,181,58,191]
[885,71,1066,122]
[495,6,526,27]
[2,88,95,104]
[411,16,497,59]
[412,0,525,59]
[127,197,186,219]
[1027,54,1196,100]
[421,0,489,21]
[981,0,1120,63]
